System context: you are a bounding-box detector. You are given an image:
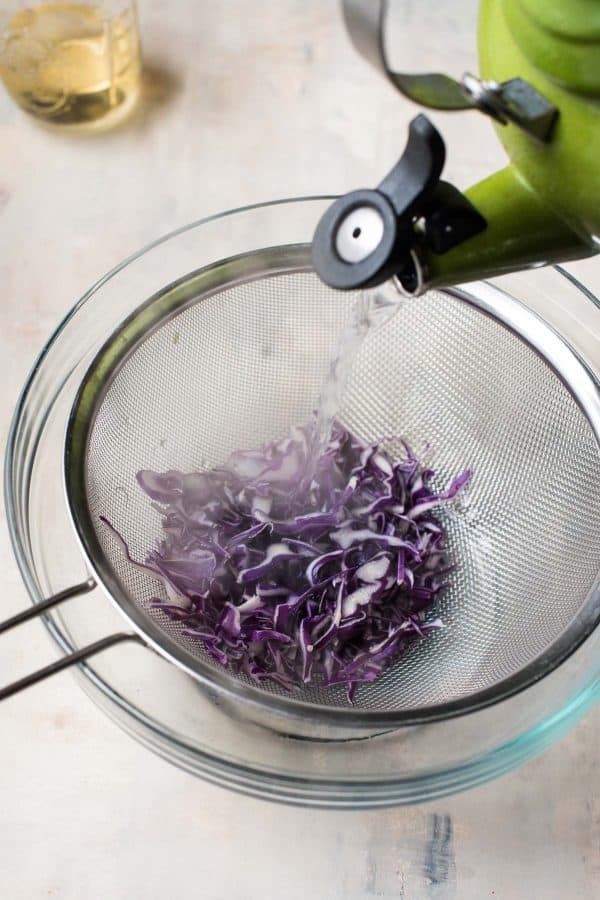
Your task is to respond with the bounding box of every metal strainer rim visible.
[64,246,600,728]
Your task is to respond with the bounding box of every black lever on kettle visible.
[311,115,487,294]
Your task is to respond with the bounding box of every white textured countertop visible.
[1,2,599,897]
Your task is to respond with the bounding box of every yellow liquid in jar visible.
[0,2,141,127]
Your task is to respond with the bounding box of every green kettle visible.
[311,0,600,295]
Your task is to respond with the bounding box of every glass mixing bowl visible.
[5,198,600,808]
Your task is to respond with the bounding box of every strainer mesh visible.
[84,271,600,711]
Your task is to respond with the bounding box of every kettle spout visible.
[311,117,595,297]
[421,165,594,292]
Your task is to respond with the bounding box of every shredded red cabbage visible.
[104,421,470,701]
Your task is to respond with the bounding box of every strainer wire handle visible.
[0,578,142,701]
[0,579,96,635]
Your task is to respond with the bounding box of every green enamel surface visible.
[517,0,600,40]
[426,166,591,289]
[425,0,600,289]
[505,0,600,92]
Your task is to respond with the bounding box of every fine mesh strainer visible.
[3,243,600,739]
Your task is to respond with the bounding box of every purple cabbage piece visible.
[109,420,470,701]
